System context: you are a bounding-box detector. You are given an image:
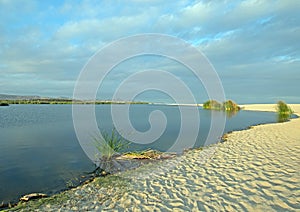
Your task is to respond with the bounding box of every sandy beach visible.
[11,104,300,211]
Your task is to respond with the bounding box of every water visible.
[0,104,278,204]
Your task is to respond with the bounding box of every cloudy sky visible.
[0,0,299,103]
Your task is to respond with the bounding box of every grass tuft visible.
[276,101,293,122]
[93,129,130,173]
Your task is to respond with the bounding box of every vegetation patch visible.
[7,192,70,211]
[203,100,222,110]
[92,129,130,174]
[120,149,164,160]
[0,102,9,106]
[223,100,241,111]
[93,129,130,161]
[94,175,131,189]
[0,99,149,105]
[276,101,293,122]
[203,99,241,111]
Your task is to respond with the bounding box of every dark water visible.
[0,104,278,204]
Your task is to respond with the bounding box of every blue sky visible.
[0,0,299,103]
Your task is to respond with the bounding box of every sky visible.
[0,0,299,103]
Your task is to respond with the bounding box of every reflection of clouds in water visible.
[73,34,226,179]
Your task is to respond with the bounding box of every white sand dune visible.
[242,104,300,113]
[15,104,300,211]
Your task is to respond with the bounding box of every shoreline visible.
[7,104,300,211]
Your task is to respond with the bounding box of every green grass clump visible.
[276,101,293,114]
[93,129,130,161]
[276,101,293,122]
[93,129,130,173]
[7,192,70,211]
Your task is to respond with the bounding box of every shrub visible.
[0,102,9,106]
[203,100,222,110]
[276,101,293,114]
[93,129,130,173]
[203,99,240,111]
[222,100,241,111]
[276,101,293,122]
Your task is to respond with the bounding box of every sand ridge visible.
[14,104,300,211]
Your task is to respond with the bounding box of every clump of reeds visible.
[276,101,293,122]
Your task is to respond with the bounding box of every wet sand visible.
[13,104,300,211]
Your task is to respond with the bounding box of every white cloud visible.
[0,0,299,102]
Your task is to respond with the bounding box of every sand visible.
[13,104,300,211]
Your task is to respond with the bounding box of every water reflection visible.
[225,110,238,119]
[0,104,278,204]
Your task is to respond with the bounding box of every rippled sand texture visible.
[117,117,299,211]
[15,104,300,211]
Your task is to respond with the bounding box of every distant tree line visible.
[0,99,149,105]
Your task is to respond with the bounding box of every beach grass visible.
[93,129,130,172]
[276,101,293,122]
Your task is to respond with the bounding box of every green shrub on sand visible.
[276,101,293,122]
[276,101,293,114]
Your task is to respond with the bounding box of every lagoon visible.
[0,104,278,204]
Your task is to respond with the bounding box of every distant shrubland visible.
[0,99,149,105]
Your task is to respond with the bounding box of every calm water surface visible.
[0,104,278,204]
